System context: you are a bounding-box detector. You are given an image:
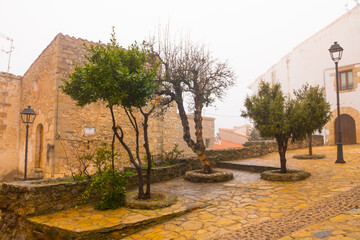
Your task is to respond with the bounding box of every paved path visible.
[122,144,360,240]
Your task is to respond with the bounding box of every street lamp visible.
[328,41,345,164]
[20,106,37,180]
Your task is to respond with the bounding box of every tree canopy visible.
[148,35,235,173]
[242,81,305,173]
[61,33,157,109]
[294,84,331,155]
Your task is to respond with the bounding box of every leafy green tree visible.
[242,81,306,173]
[148,36,235,174]
[61,30,159,199]
[294,84,331,155]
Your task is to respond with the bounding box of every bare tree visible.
[148,31,235,173]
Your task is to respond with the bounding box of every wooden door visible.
[35,124,44,168]
[334,114,356,144]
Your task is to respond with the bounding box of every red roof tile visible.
[214,140,243,150]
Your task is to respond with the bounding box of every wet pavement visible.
[29,145,360,239]
[124,144,360,239]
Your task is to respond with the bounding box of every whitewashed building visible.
[249,5,360,145]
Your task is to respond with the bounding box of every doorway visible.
[35,124,44,168]
[334,114,356,144]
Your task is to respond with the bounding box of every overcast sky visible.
[0,0,357,131]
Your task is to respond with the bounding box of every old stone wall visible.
[19,34,60,179]
[0,33,215,181]
[52,34,212,177]
[160,110,215,157]
[209,135,324,162]
[0,157,202,239]
[0,72,22,181]
[206,145,269,162]
[50,34,214,177]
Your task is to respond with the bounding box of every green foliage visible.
[242,81,306,173]
[60,28,160,199]
[80,170,126,210]
[75,142,125,210]
[248,127,273,141]
[70,142,94,181]
[93,142,120,173]
[60,29,158,110]
[124,171,135,176]
[294,84,331,136]
[158,144,184,165]
[71,174,89,182]
[242,81,305,141]
[142,163,156,169]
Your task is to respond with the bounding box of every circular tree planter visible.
[293,154,326,160]
[184,170,233,183]
[125,191,178,210]
[261,169,311,182]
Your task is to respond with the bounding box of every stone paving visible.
[123,144,360,239]
[27,145,360,239]
[27,196,208,238]
[279,208,360,240]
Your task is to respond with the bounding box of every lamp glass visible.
[329,42,343,63]
[20,106,36,124]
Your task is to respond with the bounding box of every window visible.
[34,79,38,91]
[205,138,211,148]
[339,70,353,90]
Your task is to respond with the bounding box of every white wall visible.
[251,5,360,99]
[250,6,360,144]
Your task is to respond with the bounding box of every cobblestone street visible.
[25,145,360,239]
[123,144,360,239]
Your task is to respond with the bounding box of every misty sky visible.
[0,0,357,131]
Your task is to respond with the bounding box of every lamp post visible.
[20,106,37,180]
[328,41,345,164]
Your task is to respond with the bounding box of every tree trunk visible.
[136,167,146,199]
[194,101,212,174]
[279,150,287,174]
[276,137,287,174]
[308,134,313,156]
[109,106,145,199]
[111,133,115,174]
[143,113,152,199]
[174,84,212,173]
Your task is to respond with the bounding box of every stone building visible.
[215,124,250,149]
[0,33,215,181]
[249,5,360,145]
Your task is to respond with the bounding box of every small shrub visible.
[72,174,89,182]
[142,163,156,169]
[124,171,135,176]
[93,142,120,173]
[80,170,126,210]
[68,140,95,181]
[158,144,184,165]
